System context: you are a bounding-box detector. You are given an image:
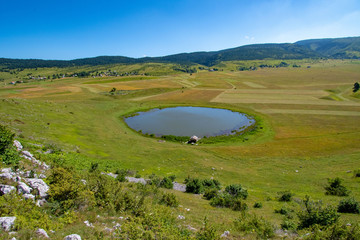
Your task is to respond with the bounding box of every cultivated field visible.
[1,59,360,236]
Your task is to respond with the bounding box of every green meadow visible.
[1,59,360,238]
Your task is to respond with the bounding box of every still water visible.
[124,107,254,137]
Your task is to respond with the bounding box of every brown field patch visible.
[139,89,223,102]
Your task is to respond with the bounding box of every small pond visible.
[124,107,255,138]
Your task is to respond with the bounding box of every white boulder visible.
[36,228,49,238]
[17,182,32,194]
[0,185,16,195]
[64,234,81,240]
[0,217,16,231]
[13,140,23,151]
[25,178,49,198]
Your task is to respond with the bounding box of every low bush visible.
[160,193,179,207]
[298,196,339,229]
[232,198,248,212]
[281,219,297,230]
[278,191,294,202]
[325,177,350,196]
[203,189,218,200]
[337,197,360,214]
[234,214,274,239]
[0,124,15,153]
[160,177,173,189]
[253,202,262,208]
[185,178,204,194]
[225,184,248,200]
[354,169,360,178]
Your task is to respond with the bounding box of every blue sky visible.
[1,0,359,60]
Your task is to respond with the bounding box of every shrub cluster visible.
[297,196,340,229]
[324,177,350,196]
[209,184,248,211]
[337,197,360,214]
[185,177,221,194]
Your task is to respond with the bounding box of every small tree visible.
[353,82,360,93]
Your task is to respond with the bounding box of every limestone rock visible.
[13,140,23,151]
[36,199,47,207]
[64,234,82,240]
[126,176,146,184]
[84,220,93,227]
[221,231,230,238]
[25,178,49,198]
[23,193,35,201]
[0,185,16,195]
[17,182,32,194]
[0,172,13,180]
[0,217,16,231]
[21,150,34,160]
[36,228,49,238]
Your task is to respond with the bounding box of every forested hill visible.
[1,37,359,69]
[296,36,360,59]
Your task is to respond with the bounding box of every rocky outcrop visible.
[0,217,16,231]
[64,234,82,240]
[25,178,49,198]
[0,185,16,195]
[21,150,50,170]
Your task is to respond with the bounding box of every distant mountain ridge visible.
[1,36,359,69]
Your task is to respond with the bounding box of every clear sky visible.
[1,0,359,60]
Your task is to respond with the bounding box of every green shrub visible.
[186,178,204,194]
[278,191,294,202]
[0,146,20,166]
[325,177,350,196]
[281,219,297,230]
[298,196,340,229]
[253,202,262,208]
[89,162,99,172]
[210,192,234,208]
[303,222,360,240]
[0,125,15,153]
[225,184,248,199]
[354,169,360,178]
[116,169,128,182]
[168,175,176,181]
[160,193,179,207]
[203,189,218,200]
[160,177,173,189]
[232,198,248,212]
[234,214,274,239]
[202,179,221,191]
[338,197,360,214]
[148,174,161,187]
[196,217,217,240]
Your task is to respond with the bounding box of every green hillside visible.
[0,36,359,69]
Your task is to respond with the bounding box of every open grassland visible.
[1,59,360,235]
